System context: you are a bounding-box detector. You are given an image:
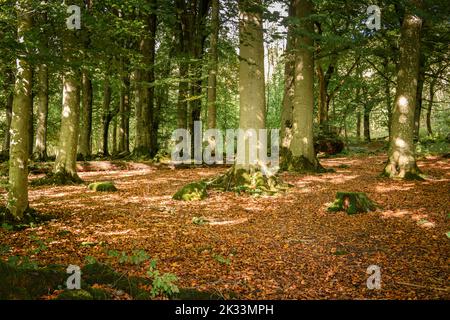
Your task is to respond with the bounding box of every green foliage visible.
[212,254,231,266]
[146,259,179,298]
[192,216,207,225]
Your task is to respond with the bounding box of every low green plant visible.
[146,259,179,298]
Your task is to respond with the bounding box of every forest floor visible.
[0,152,449,299]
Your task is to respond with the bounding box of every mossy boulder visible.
[88,181,118,192]
[328,192,378,215]
[173,182,207,201]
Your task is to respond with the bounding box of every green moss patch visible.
[173,182,207,201]
[88,181,118,192]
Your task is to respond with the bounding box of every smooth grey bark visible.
[78,71,93,158]
[206,0,219,129]
[384,8,423,179]
[33,63,48,161]
[8,3,33,219]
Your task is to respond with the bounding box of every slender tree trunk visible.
[112,117,117,155]
[413,54,425,141]
[33,63,48,161]
[101,75,112,156]
[118,72,130,153]
[280,1,294,152]
[316,65,328,131]
[177,63,188,130]
[8,4,33,219]
[206,0,219,129]
[356,111,361,139]
[28,73,34,157]
[78,71,93,159]
[383,57,392,138]
[383,7,423,179]
[363,104,371,142]
[288,0,322,171]
[426,78,436,136]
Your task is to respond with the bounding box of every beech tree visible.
[383,3,423,179]
[8,1,33,219]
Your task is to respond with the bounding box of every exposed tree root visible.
[382,162,425,181]
[31,171,83,186]
[280,148,328,173]
[0,206,52,227]
[207,167,290,196]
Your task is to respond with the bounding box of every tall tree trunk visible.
[413,54,425,141]
[112,116,117,155]
[426,78,436,136]
[316,65,328,132]
[287,0,322,171]
[78,71,93,159]
[206,0,219,129]
[33,63,48,161]
[280,1,294,153]
[383,57,393,138]
[383,6,423,179]
[363,104,371,142]
[28,74,33,157]
[101,75,112,156]
[54,6,82,181]
[134,0,157,157]
[177,64,189,130]
[8,4,33,219]
[356,111,361,139]
[237,0,265,171]
[118,72,130,153]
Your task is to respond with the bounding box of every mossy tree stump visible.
[173,182,207,201]
[172,166,290,200]
[88,181,118,192]
[328,192,378,215]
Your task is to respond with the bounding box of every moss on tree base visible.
[88,181,118,192]
[280,148,327,173]
[31,171,84,186]
[208,167,289,196]
[0,206,52,228]
[328,192,378,215]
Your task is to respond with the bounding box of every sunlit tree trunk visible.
[236,0,265,171]
[33,63,48,161]
[206,0,219,129]
[383,8,423,179]
[8,3,32,219]
[288,0,322,171]
[54,15,82,181]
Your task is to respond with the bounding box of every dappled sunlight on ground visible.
[1,155,449,299]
